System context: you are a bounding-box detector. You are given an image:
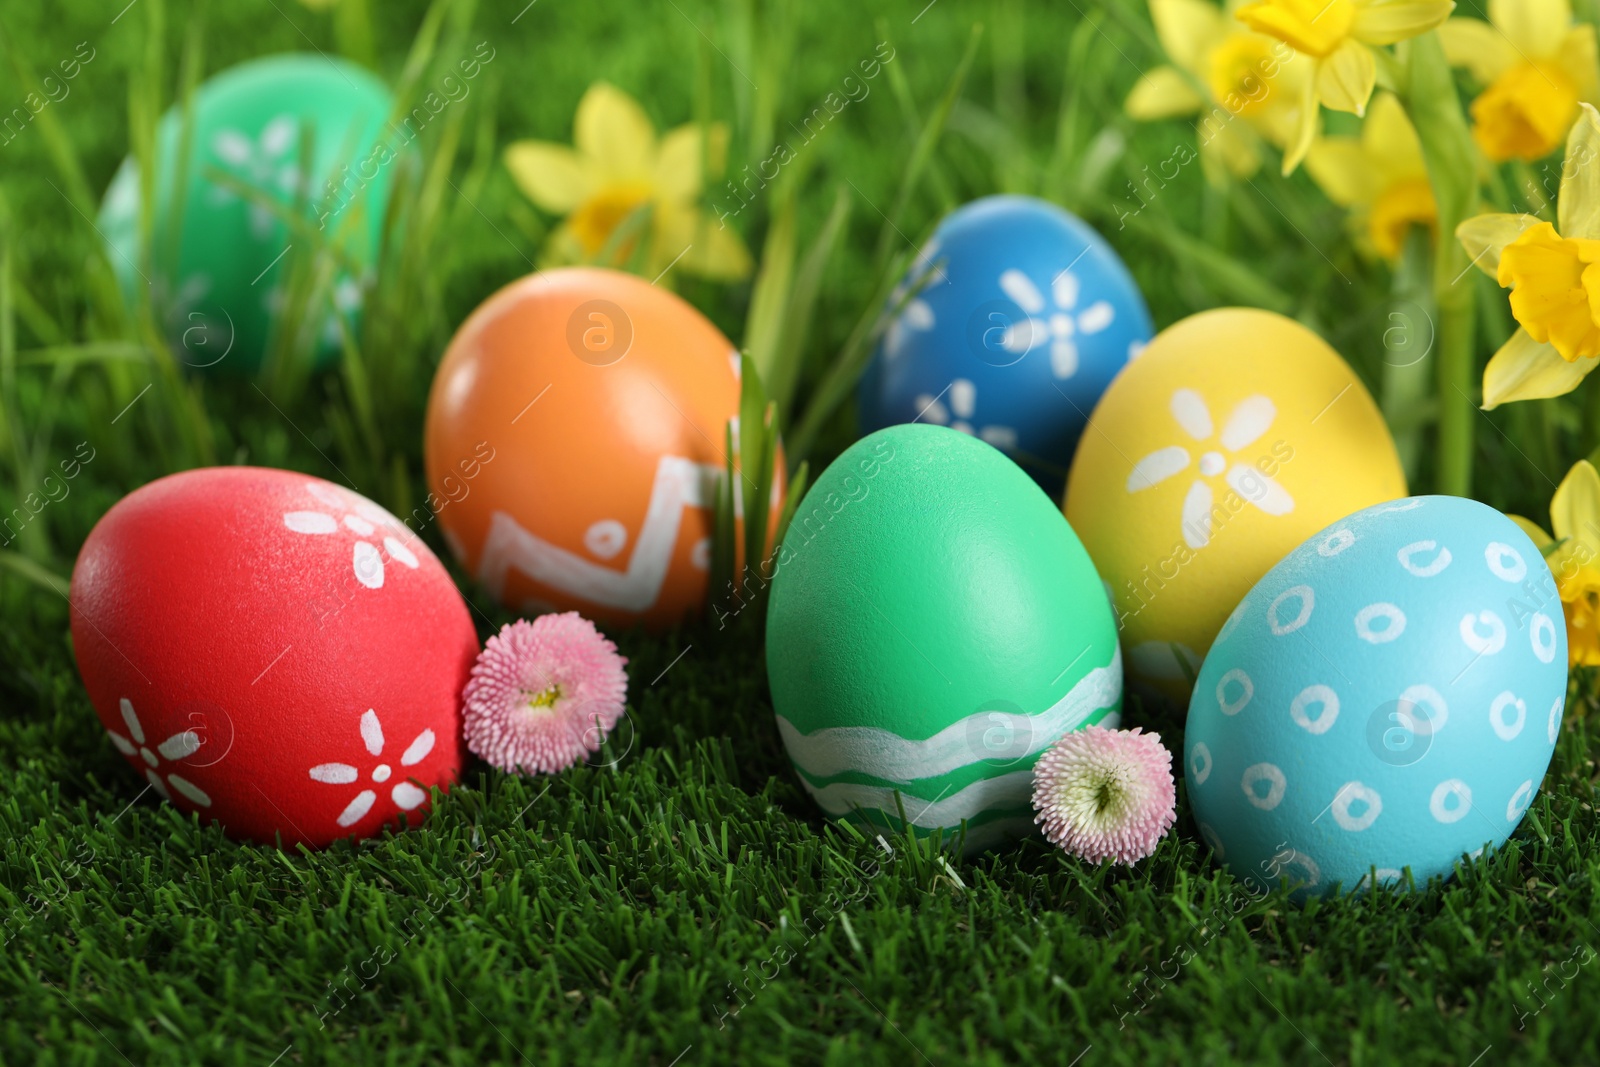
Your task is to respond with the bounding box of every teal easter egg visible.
[98,54,397,375]
[765,424,1122,853]
[1186,496,1565,897]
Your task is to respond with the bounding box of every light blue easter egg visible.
[856,195,1153,493]
[1185,496,1566,897]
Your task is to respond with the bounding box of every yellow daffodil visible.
[1125,0,1312,182]
[1510,459,1600,667]
[1458,103,1600,406]
[1304,92,1436,259]
[1236,0,1456,173]
[1439,0,1598,162]
[504,82,751,282]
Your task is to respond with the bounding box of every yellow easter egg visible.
[1064,308,1407,702]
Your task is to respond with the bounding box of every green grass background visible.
[5,1,1600,1064]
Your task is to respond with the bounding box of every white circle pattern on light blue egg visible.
[1354,603,1406,644]
[1489,691,1526,741]
[1430,779,1473,824]
[1331,781,1382,831]
[1217,669,1253,715]
[1531,613,1559,664]
[1269,586,1314,635]
[1460,610,1507,655]
[1319,528,1356,557]
[1484,542,1527,583]
[1290,685,1340,734]
[1397,540,1452,577]
[1507,779,1534,821]
[1398,684,1448,733]
[1183,495,1564,897]
[1241,763,1287,809]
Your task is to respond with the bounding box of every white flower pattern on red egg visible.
[106,698,213,808]
[283,481,421,590]
[1125,389,1295,549]
[309,709,436,828]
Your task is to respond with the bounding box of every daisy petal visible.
[1170,388,1213,440]
[392,783,428,811]
[1127,446,1191,492]
[1000,269,1046,315]
[166,775,212,808]
[1182,481,1213,549]
[361,709,385,756]
[1220,396,1277,450]
[310,763,360,784]
[336,790,377,828]
[157,731,201,762]
[1227,463,1296,516]
[120,698,144,744]
[401,730,436,767]
[284,511,338,534]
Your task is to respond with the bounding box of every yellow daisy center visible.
[1470,62,1581,164]
[569,182,653,256]
[1206,34,1281,115]
[1498,222,1600,362]
[1237,0,1357,59]
[525,684,563,711]
[1368,177,1437,261]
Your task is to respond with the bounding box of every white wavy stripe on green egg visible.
[764,425,1124,854]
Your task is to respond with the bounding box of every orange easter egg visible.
[424,267,782,629]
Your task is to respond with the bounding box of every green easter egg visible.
[98,54,397,375]
[765,424,1122,853]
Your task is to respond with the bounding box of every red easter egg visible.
[423,267,785,630]
[69,467,478,848]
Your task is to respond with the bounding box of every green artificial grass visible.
[7,1,1600,1064]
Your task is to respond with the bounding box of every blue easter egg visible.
[857,195,1153,491]
[1186,496,1566,897]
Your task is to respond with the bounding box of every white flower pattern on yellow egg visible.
[1125,389,1295,549]
[998,269,1115,379]
[283,481,421,590]
[106,698,213,808]
[309,708,436,828]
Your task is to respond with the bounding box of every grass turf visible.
[5,1,1600,1064]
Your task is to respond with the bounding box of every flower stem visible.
[1401,33,1479,496]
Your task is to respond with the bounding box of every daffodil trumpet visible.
[1510,460,1600,668]
[1458,103,1600,408]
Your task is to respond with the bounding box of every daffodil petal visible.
[1437,17,1519,83]
[657,205,752,281]
[1559,103,1600,239]
[1362,91,1427,181]
[1507,514,1555,548]
[1282,73,1320,175]
[576,82,657,180]
[1127,66,1206,120]
[1552,459,1600,544]
[503,140,596,213]
[1558,24,1600,104]
[1457,213,1545,277]
[1353,1,1458,46]
[1489,0,1572,59]
[1317,39,1377,114]
[1150,0,1223,74]
[1303,137,1370,206]
[654,123,728,203]
[1482,327,1597,408]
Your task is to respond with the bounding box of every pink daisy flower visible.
[462,614,629,775]
[1031,725,1176,866]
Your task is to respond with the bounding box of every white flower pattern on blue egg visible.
[1184,496,1565,897]
[996,268,1114,379]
